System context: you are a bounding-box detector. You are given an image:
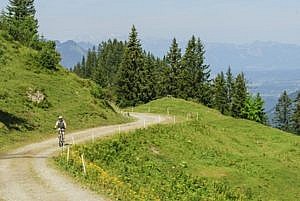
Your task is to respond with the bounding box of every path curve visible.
[0,113,169,201]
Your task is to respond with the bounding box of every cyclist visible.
[55,116,67,146]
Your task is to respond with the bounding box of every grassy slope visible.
[0,32,129,152]
[56,97,300,200]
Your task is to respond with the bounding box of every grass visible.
[0,31,130,152]
[55,97,300,200]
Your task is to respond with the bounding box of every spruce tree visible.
[273,91,292,132]
[3,0,39,46]
[93,39,125,88]
[232,73,247,118]
[181,36,211,104]
[139,52,158,103]
[164,38,182,97]
[194,38,211,105]
[242,93,267,124]
[180,36,197,99]
[116,25,144,107]
[225,66,234,115]
[85,46,97,78]
[212,72,228,114]
[292,92,300,134]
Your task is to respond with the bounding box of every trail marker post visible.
[67,146,70,163]
[119,125,121,134]
[81,154,86,175]
[173,116,176,124]
[72,136,75,145]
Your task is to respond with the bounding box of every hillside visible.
[55,97,300,200]
[0,32,129,152]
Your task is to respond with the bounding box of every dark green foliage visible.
[93,39,125,88]
[116,25,144,107]
[212,72,228,114]
[73,56,86,77]
[72,39,126,89]
[180,36,211,105]
[242,93,267,124]
[273,91,292,132]
[163,38,182,97]
[1,0,39,47]
[38,40,61,70]
[292,92,300,134]
[139,52,159,103]
[225,67,234,115]
[231,73,247,118]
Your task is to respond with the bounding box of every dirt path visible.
[0,113,168,201]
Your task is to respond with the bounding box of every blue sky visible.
[1,0,300,44]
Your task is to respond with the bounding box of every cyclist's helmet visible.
[58,115,63,119]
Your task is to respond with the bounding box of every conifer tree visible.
[93,39,125,88]
[242,93,267,124]
[225,66,234,114]
[232,73,247,118]
[292,92,300,134]
[273,91,292,132]
[116,25,144,107]
[181,36,211,104]
[139,52,158,103]
[3,0,39,46]
[180,36,197,99]
[85,46,97,78]
[164,38,182,97]
[212,72,228,114]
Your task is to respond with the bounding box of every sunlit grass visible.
[56,97,300,200]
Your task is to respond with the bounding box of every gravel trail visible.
[0,113,167,201]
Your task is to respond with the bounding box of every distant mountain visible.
[205,41,300,73]
[56,39,300,72]
[56,40,88,69]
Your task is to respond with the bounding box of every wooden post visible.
[81,154,86,175]
[72,136,75,145]
[196,112,199,121]
[158,115,161,123]
[167,107,170,115]
[173,116,176,124]
[67,146,70,163]
[144,119,146,128]
[119,125,121,134]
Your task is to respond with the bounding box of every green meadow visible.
[55,97,300,200]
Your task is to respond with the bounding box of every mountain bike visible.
[58,128,65,147]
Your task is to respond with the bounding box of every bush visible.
[38,41,61,70]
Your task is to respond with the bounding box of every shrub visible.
[38,40,61,70]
